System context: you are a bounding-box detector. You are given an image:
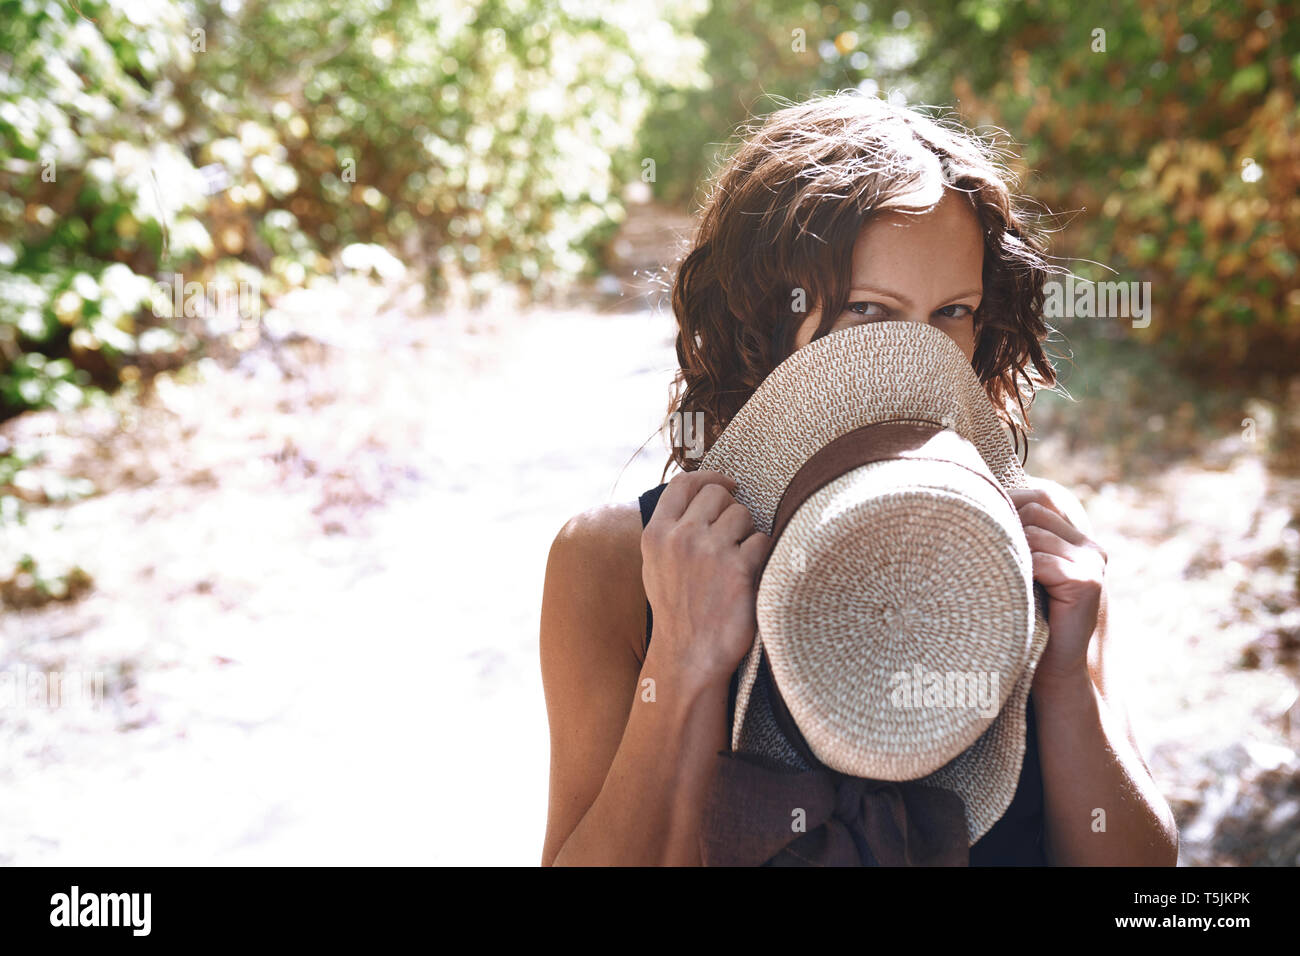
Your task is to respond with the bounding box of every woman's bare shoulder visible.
[542,499,647,664]
[548,500,645,589]
[552,499,643,550]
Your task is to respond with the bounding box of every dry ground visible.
[1,248,1296,865]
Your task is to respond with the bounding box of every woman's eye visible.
[936,304,975,319]
[844,301,887,318]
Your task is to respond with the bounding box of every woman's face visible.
[792,190,984,361]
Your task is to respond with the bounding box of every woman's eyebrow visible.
[848,286,983,306]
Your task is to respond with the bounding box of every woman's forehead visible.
[850,193,985,293]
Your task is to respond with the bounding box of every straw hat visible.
[698,319,1050,845]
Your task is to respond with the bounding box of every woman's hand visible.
[1008,486,1108,685]
[641,469,772,691]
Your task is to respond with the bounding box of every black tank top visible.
[638,481,1048,866]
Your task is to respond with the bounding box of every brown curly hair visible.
[661,90,1059,480]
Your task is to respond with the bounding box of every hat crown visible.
[757,451,1035,781]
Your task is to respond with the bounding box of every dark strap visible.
[637,482,669,654]
[699,637,974,866]
[767,421,1014,558]
[699,748,970,866]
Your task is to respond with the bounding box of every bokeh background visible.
[1,0,1297,864]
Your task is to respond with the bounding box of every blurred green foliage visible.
[637,0,897,207]
[637,0,1299,379]
[0,0,1294,440]
[0,0,706,430]
[927,0,1299,379]
[202,0,706,291]
[0,550,93,608]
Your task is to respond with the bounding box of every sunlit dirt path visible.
[1,268,1296,864]
[0,274,677,864]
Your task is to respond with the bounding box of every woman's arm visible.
[539,503,708,865]
[539,473,768,866]
[1032,662,1178,866]
[1012,481,1179,866]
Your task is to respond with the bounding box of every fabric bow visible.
[699,749,971,866]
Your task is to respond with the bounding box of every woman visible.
[539,91,1178,866]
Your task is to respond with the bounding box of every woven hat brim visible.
[699,321,1031,535]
